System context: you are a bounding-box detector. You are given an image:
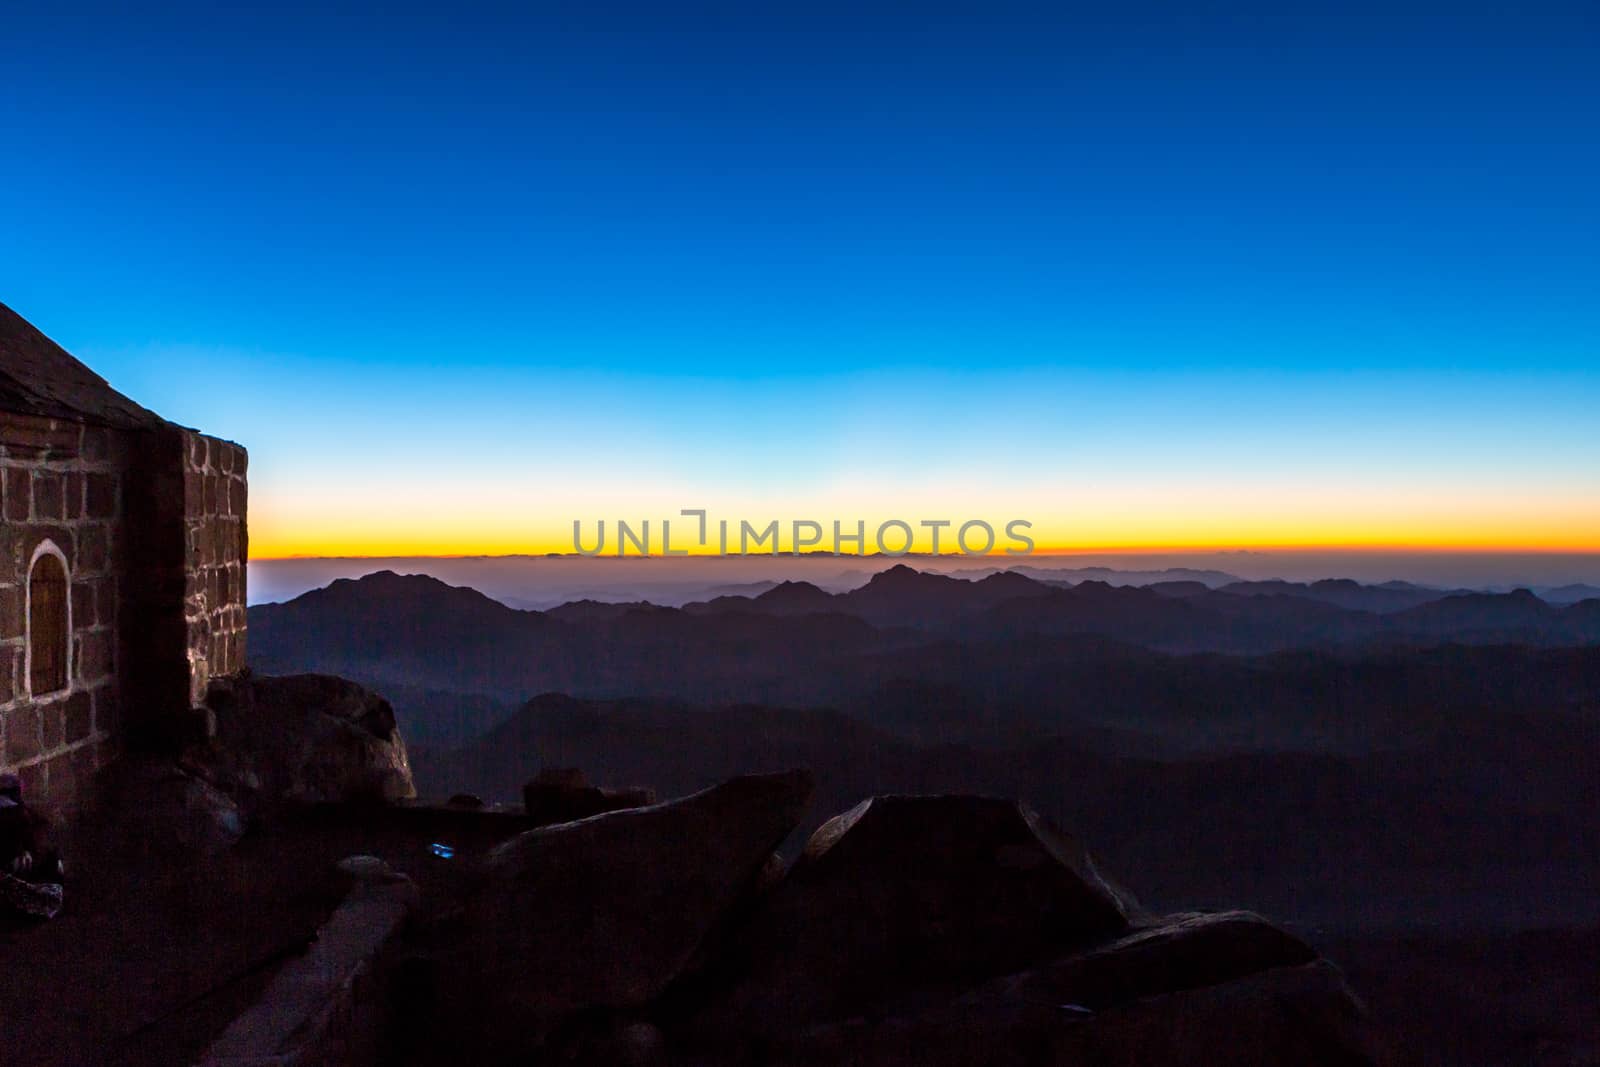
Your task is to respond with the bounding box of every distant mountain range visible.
[249,565,1600,758]
[1540,582,1600,604]
[250,567,1600,713]
[247,553,1600,609]
[966,564,1245,587]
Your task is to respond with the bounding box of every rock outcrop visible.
[769,958,1383,1067]
[760,911,1340,1064]
[202,671,416,807]
[78,674,413,865]
[965,909,1319,1012]
[92,755,246,857]
[693,794,1139,1038]
[498,789,1387,1066]
[452,769,814,1059]
[194,768,1388,1066]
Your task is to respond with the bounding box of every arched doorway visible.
[28,547,69,698]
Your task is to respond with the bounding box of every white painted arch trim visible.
[24,538,73,702]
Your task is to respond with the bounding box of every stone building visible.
[1,301,248,812]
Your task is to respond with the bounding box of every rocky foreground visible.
[408,770,1390,1066]
[65,674,1391,1065]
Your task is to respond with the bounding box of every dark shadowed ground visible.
[0,807,531,1067]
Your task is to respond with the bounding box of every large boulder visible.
[92,756,247,857]
[966,910,1318,1012]
[203,672,416,806]
[453,769,813,1058]
[1063,960,1389,1066]
[695,794,1138,1038]
[772,960,1387,1067]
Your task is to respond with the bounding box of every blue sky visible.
[2,7,1596,557]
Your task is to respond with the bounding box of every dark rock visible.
[753,850,786,893]
[1066,960,1388,1065]
[523,773,656,823]
[696,794,1138,1037]
[202,672,415,806]
[95,757,245,856]
[171,775,246,853]
[0,780,65,917]
[0,779,53,870]
[455,769,812,1058]
[574,1019,667,1067]
[446,792,485,809]
[160,704,218,749]
[966,910,1318,1012]
[773,960,1387,1067]
[606,785,658,807]
[1,871,64,919]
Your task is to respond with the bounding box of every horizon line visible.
[248,545,1600,563]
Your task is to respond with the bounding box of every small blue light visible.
[429,843,455,860]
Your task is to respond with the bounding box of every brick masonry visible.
[0,414,248,813]
[0,414,128,811]
[181,429,249,705]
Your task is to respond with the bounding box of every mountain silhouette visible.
[251,568,1600,705]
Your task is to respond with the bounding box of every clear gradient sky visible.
[3,7,1596,560]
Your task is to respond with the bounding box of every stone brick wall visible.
[181,430,248,705]
[0,413,126,810]
[1,414,249,811]
[122,426,249,740]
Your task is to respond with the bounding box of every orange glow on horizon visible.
[249,532,1600,561]
[245,466,1600,561]
[245,484,1600,561]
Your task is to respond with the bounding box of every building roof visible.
[0,301,167,430]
